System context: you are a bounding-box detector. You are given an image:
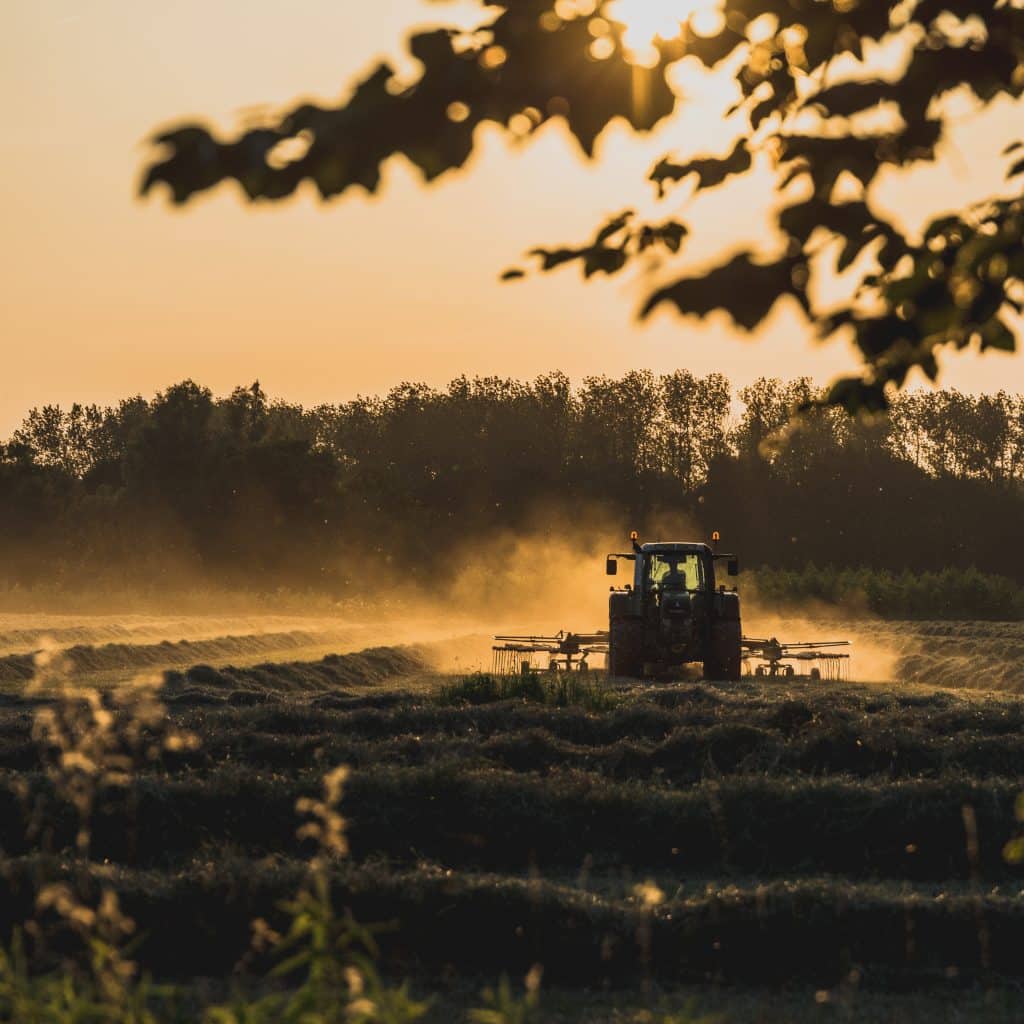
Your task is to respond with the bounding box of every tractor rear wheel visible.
[608,618,644,678]
[705,621,742,682]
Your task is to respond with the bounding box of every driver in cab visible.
[658,561,687,592]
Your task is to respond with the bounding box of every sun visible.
[606,0,704,50]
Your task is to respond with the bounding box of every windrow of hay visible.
[0,613,366,657]
[2,856,1022,987]
[1,765,1020,881]
[159,645,431,702]
[0,629,362,686]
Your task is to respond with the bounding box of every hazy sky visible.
[2,1,1022,436]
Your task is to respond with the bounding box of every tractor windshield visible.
[646,552,705,592]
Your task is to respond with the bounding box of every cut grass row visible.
[4,681,1024,782]
[4,714,1024,781]
[2,855,1022,987]
[2,766,1020,881]
[108,715,1024,780]
[0,631,327,684]
[0,641,426,690]
[8,673,1024,741]
[181,681,1024,741]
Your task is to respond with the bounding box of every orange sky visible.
[2,1,1022,436]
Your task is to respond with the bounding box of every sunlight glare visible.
[607,0,708,51]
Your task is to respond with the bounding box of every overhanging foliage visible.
[141,1,1024,409]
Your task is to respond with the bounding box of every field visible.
[1,614,1023,1021]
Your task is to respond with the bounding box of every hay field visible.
[1,615,1023,1021]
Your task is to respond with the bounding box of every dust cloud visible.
[3,516,1022,692]
[415,508,706,670]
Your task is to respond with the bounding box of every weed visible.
[1002,793,1024,865]
[0,887,166,1024]
[204,766,430,1024]
[30,670,197,857]
[438,672,618,711]
[469,966,542,1024]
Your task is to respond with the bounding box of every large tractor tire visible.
[608,618,644,678]
[704,620,742,682]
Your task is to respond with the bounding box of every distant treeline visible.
[2,374,1022,597]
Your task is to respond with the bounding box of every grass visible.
[437,672,620,711]
[6,766,1017,879]
[1,626,1024,1020]
[4,856,1024,986]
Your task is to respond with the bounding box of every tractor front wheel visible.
[608,618,644,679]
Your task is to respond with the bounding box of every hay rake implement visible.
[741,637,851,681]
[491,630,852,681]
[491,632,609,674]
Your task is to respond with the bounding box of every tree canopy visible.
[3,376,1023,595]
[141,1,1024,409]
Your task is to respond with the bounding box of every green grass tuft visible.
[437,672,619,711]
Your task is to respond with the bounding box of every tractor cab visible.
[639,544,713,595]
[606,540,738,593]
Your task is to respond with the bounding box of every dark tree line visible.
[2,375,1022,594]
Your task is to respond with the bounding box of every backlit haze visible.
[2,0,1022,435]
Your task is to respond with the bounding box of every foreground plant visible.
[29,663,197,858]
[205,766,429,1024]
[469,966,542,1024]
[0,665,194,1022]
[1002,794,1024,865]
[0,887,164,1024]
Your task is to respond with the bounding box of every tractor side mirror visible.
[606,557,618,576]
[728,558,740,577]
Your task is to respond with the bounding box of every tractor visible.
[491,531,850,681]
[605,532,742,680]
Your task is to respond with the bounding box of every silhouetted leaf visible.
[823,378,890,414]
[583,247,628,278]
[643,254,802,331]
[595,211,634,245]
[981,317,1016,352]
[141,10,679,204]
[649,140,751,197]
[530,248,583,272]
[809,80,898,118]
[637,221,688,254]
[527,216,687,279]
[749,94,778,130]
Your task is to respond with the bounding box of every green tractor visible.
[605,532,742,680]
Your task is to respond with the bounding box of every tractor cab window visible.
[646,553,704,592]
